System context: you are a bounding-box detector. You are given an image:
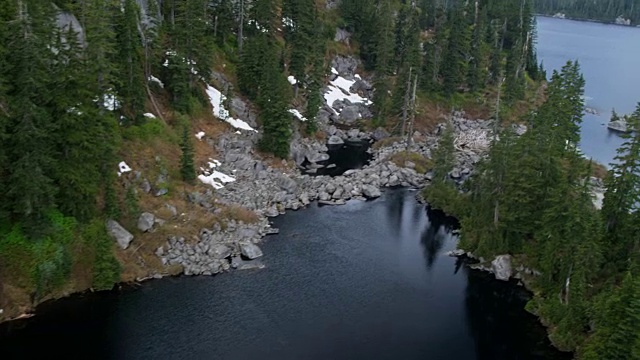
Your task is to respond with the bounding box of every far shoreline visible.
[536,13,640,28]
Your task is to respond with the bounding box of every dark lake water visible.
[0,189,569,360]
[537,16,640,166]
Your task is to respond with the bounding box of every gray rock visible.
[307,152,330,163]
[372,128,390,141]
[327,135,345,145]
[106,220,134,250]
[331,56,359,76]
[325,183,336,194]
[608,120,630,133]
[265,205,279,217]
[338,105,360,124]
[362,185,381,198]
[512,124,527,136]
[491,255,513,281]
[276,175,297,194]
[137,212,155,232]
[165,204,178,217]
[155,188,168,197]
[208,244,232,260]
[240,242,264,260]
[155,246,164,257]
[140,179,151,193]
[334,28,351,43]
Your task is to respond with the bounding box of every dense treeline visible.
[0,0,551,333]
[0,0,331,300]
[340,0,543,125]
[536,0,640,24]
[425,61,640,358]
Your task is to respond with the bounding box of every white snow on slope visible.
[198,159,235,189]
[287,75,297,85]
[205,84,257,132]
[143,113,156,118]
[117,161,132,177]
[97,91,120,111]
[195,131,205,140]
[148,75,164,88]
[288,109,307,121]
[323,75,372,114]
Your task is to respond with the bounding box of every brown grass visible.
[372,136,403,150]
[589,160,609,179]
[386,151,433,174]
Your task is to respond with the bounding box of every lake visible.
[536,16,640,166]
[0,189,569,360]
[2,16,631,360]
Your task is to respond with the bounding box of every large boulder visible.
[240,242,264,260]
[208,244,232,260]
[338,105,360,125]
[372,128,390,141]
[137,212,155,232]
[106,220,134,249]
[327,135,345,145]
[306,152,330,164]
[331,56,359,76]
[276,175,297,194]
[491,255,513,281]
[362,185,381,199]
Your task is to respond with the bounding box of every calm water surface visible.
[537,16,640,166]
[0,190,569,360]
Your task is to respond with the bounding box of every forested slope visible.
[0,0,545,331]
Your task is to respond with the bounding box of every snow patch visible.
[282,17,294,28]
[143,113,156,118]
[331,67,339,75]
[97,91,120,111]
[148,75,164,88]
[288,109,307,121]
[287,75,297,85]
[117,161,132,177]
[323,75,372,114]
[248,19,268,33]
[198,159,236,189]
[195,131,205,140]
[205,84,257,132]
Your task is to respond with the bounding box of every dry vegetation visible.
[386,151,433,174]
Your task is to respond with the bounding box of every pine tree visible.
[441,4,472,96]
[180,124,196,182]
[115,0,146,124]
[4,0,58,237]
[601,103,640,265]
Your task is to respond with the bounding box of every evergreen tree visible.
[115,0,146,124]
[441,4,471,96]
[180,124,196,182]
[4,0,58,237]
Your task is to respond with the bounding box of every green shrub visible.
[82,220,121,291]
[122,118,169,142]
[0,211,77,300]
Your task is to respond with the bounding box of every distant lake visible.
[537,16,640,166]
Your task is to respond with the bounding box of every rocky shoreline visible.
[152,113,494,277]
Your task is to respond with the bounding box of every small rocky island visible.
[607,109,632,133]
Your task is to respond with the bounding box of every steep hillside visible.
[0,0,541,322]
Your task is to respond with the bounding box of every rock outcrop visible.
[106,220,134,250]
